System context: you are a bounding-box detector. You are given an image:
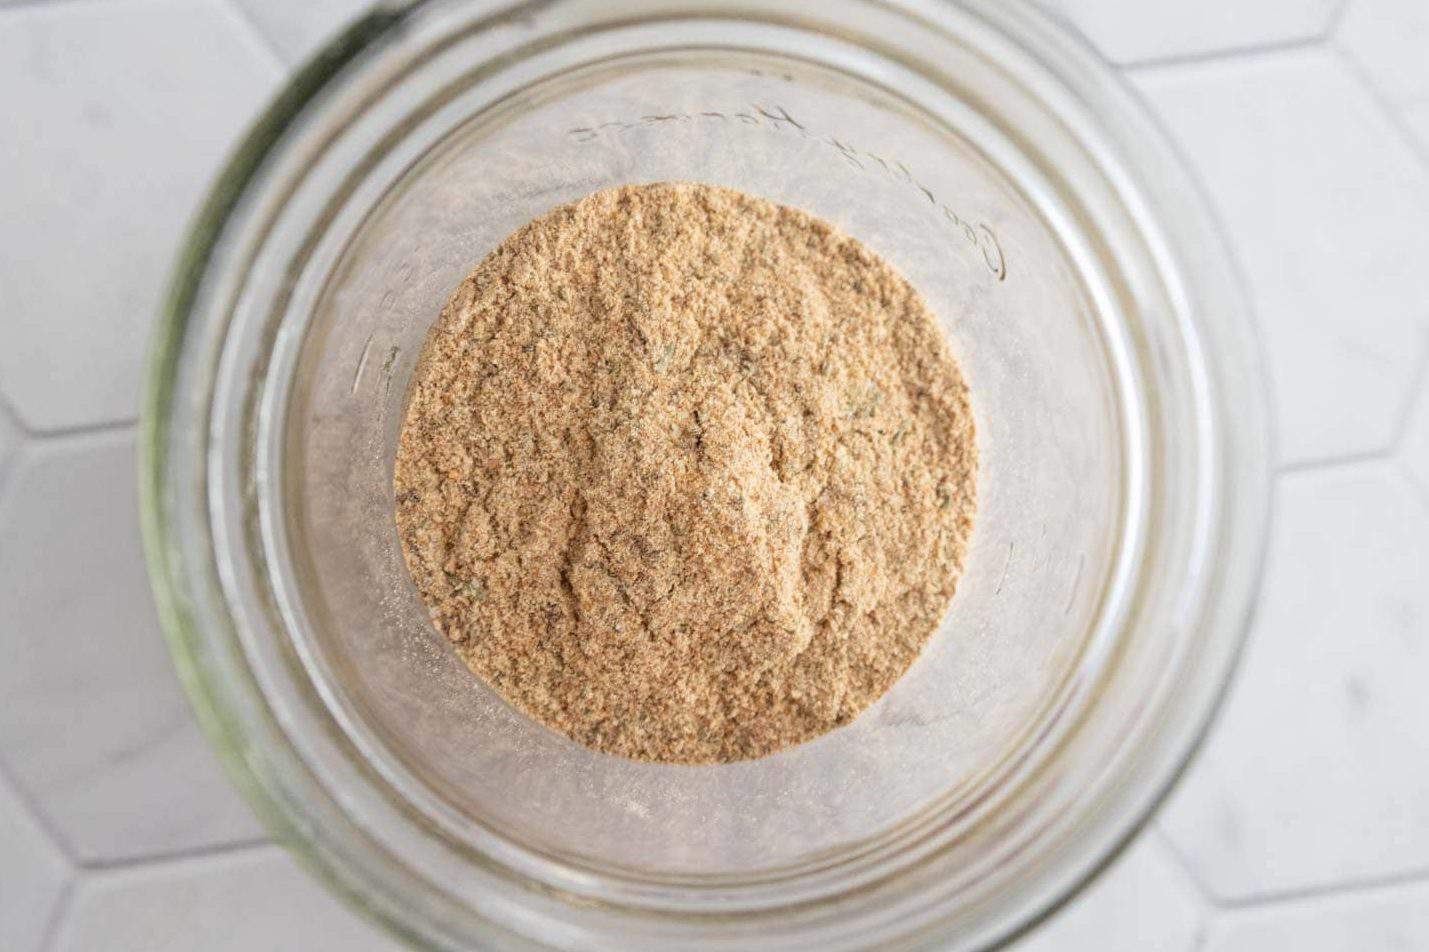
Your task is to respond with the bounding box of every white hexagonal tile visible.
[53,847,401,952]
[0,0,280,431]
[1135,52,1429,466]
[1052,0,1336,65]
[1204,881,1429,952]
[1404,377,1429,499]
[0,775,70,952]
[232,0,375,65]
[0,431,265,863]
[1160,463,1429,900]
[1010,834,1204,952]
[1336,0,1429,106]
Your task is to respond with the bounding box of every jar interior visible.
[278,50,1126,881]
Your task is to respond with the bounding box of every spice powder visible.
[394,182,977,764]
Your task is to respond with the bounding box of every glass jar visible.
[140,1,1271,949]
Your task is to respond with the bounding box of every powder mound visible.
[394,182,976,764]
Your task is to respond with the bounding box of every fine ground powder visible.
[394,182,977,764]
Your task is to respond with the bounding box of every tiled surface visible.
[1133,51,1429,467]
[0,774,69,952]
[1047,0,1337,64]
[1336,0,1429,107]
[1,1,1428,950]
[1204,883,1429,952]
[0,433,264,863]
[1010,835,1204,952]
[0,0,280,431]
[53,847,402,952]
[233,0,376,65]
[1159,464,1429,900]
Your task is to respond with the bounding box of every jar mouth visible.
[141,1,1271,950]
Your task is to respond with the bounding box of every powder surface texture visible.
[394,182,976,763]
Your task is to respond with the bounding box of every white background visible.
[1,1,1428,949]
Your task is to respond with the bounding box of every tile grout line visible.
[1217,863,1429,913]
[1386,327,1429,448]
[214,0,291,73]
[1121,33,1328,74]
[1150,824,1225,913]
[0,0,140,13]
[0,390,22,429]
[13,417,137,444]
[1327,41,1429,171]
[0,752,82,869]
[1392,359,1429,502]
[77,835,275,875]
[38,877,75,952]
[1322,0,1354,42]
[0,401,17,499]
[1269,320,1429,478]
[1276,447,1396,477]
[3,741,275,880]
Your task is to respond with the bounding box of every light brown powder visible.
[394,182,976,764]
